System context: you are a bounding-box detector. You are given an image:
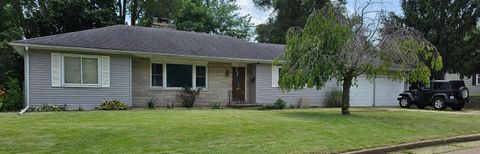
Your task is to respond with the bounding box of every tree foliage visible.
[277,2,442,115]
[392,0,480,78]
[0,0,23,89]
[253,0,344,44]
[131,0,253,40]
[23,0,120,38]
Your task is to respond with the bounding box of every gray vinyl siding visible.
[254,64,339,106]
[28,49,132,110]
[247,64,256,103]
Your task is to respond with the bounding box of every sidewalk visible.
[390,140,480,154]
[445,147,480,154]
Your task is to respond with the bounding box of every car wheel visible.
[457,87,469,101]
[432,97,447,110]
[450,103,465,111]
[399,96,411,108]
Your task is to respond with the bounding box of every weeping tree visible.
[276,1,443,115]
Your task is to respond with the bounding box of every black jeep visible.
[397,80,469,110]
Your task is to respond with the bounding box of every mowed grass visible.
[1,108,480,153]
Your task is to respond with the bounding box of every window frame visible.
[150,60,208,90]
[476,74,480,85]
[151,63,164,87]
[61,54,102,87]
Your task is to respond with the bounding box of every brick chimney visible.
[152,17,176,29]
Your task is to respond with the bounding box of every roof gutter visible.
[7,42,276,64]
[18,46,29,115]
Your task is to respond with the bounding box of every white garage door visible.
[349,76,405,107]
[374,78,405,106]
[350,77,374,106]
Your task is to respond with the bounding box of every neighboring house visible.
[9,25,407,110]
[445,73,480,95]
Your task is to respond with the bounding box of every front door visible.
[232,67,245,102]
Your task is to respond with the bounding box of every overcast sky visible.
[235,0,403,26]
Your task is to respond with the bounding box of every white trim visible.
[51,53,61,87]
[149,60,208,90]
[8,43,273,63]
[476,74,480,85]
[61,53,102,87]
[101,56,110,87]
[24,47,30,109]
[192,65,196,88]
[271,66,281,87]
[129,57,132,106]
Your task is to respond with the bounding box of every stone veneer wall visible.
[132,57,232,107]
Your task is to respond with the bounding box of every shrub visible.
[1,78,23,111]
[0,88,5,110]
[177,87,201,108]
[167,102,175,109]
[34,104,65,112]
[0,96,4,111]
[263,98,287,110]
[327,90,343,107]
[289,104,296,109]
[274,98,287,109]
[77,105,84,111]
[211,102,221,109]
[147,97,155,109]
[97,99,128,110]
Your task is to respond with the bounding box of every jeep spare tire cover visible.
[457,87,469,100]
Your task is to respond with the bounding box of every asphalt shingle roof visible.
[13,25,284,60]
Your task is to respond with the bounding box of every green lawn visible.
[1,108,480,153]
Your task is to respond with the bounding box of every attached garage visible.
[350,76,406,107]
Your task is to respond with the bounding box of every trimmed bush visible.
[147,97,155,109]
[98,99,128,110]
[211,102,221,109]
[327,90,343,107]
[274,98,287,109]
[178,87,201,108]
[263,98,287,110]
[34,104,65,112]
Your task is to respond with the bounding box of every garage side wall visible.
[254,64,339,106]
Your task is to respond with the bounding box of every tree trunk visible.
[117,0,127,24]
[130,0,138,26]
[341,73,353,115]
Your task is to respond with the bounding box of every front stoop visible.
[227,103,263,109]
[341,134,480,154]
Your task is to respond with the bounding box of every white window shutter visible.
[101,56,110,87]
[51,53,61,87]
[272,66,279,87]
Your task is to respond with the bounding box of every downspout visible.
[18,46,29,115]
[372,78,376,107]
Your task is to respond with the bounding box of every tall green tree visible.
[23,0,120,38]
[253,0,343,44]
[0,0,25,111]
[131,0,253,40]
[394,0,480,78]
[0,0,24,88]
[278,3,442,115]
